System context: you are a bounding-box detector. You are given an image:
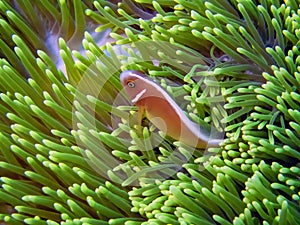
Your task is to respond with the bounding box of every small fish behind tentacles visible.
[120,70,224,149]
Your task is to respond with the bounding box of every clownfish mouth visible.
[131,89,147,103]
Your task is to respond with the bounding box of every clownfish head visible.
[120,70,160,104]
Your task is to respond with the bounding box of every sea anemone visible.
[0,0,299,224]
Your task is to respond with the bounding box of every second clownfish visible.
[120,70,223,148]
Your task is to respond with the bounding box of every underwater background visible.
[0,0,300,224]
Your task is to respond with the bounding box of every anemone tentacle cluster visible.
[0,0,299,224]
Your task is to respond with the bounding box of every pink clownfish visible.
[120,70,223,148]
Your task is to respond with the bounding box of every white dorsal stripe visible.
[131,88,147,103]
[128,72,209,142]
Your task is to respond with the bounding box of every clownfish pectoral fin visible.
[137,106,146,126]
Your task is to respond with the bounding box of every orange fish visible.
[120,70,223,148]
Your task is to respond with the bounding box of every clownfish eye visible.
[127,80,135,88]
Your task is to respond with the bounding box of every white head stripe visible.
[131,89,147,103]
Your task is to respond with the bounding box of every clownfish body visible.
[120,70,223,148]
